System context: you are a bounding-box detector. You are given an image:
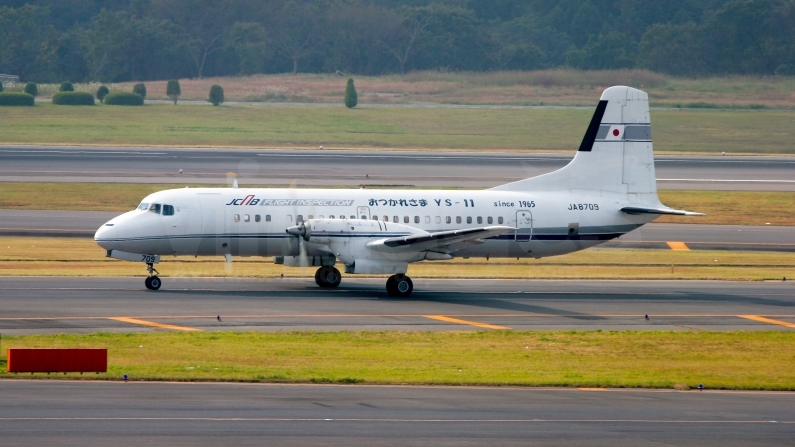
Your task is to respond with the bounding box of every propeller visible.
[286,179,312,269]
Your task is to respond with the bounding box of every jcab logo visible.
[226,195,259,206]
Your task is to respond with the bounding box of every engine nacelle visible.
[285,219,428,267]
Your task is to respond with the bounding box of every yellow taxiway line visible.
[666,241,690,250]
[423,315,510,330]
[108,317,201,332]
[738,315,795,329]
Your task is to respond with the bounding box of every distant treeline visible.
[1,0,794,83]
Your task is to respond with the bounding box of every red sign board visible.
[7,349,107,373]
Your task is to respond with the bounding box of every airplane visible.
[94,86,701,296]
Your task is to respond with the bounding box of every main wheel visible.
[148,275,162,290]
[386,274,413,297]
[315,267,341,288]
[144,276,153,290]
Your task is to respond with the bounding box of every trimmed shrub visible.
[166,79,181,104]
[96,85,109,103]
[133,83,147,99]
[24,82,38,96]
[0,92,35,106]
[52,91,95,105]
[208,84,224,106]
[59,81,74,92]
[104,92,144,106]
[344,78,357,108]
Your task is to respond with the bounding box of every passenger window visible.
[361,215,366,219]
[446,216,451,224]
[266,215,271,222]
[436,216,441,224]
[466,216,472,224]
[329,215,335,219]
[477,216,482,224]
[350,215,355,219]
[425,216,430,224]
[244,214,250,222]
[255,214,261,222]
[456,216,462,224]
[149,203,161,214]
[393,216,399,223]
[296,215,303,223]
[234,214,240,222]
[382,216,388,222]
[404,216,409,224]
[498,216,504,224]
[487,216,493,224]
[287,215,293,222]
[372,215,378,220]
[308,215,314,220]
[414,216,420,224]
[163,205,175,216]
[137,202,149,211]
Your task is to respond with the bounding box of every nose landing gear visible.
[386,274,413,297]
[315,266,341,288]
[144,263,161,290]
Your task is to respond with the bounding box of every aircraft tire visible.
[149,276,162,290]
[144,276,153,290]
[316,267,341,288]
[386,274,413,297]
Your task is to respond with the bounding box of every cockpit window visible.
[163,205,175,216]
[137,202,149,210]
[149,203,161,214]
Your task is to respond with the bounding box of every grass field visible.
[1,183,793,226]
[9,70,795,109]
[2,237,793,280]
[0,103,793,154]
[1,331,794,390]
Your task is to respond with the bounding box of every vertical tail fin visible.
[491,86,657,201]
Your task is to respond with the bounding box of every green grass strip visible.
[2,331,794,390]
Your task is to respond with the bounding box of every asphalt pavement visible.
[1,380,793,446]
[1,277,793,334]
[1,146,793,190]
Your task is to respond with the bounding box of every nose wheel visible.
[144,263,161,290]
[386,274,413,297]
[315,266,341,288]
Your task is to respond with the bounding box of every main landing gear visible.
[315,266,341,288]
[144,262,161,290]
[386,274,413,297]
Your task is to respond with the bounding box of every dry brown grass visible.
[13,70,795,108]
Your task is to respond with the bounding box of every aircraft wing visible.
[621,206,704,216]
[366,226,515,253]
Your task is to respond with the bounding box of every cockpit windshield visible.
[137,202,149,210]
[149,203,161,214]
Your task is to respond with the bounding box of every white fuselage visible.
[94,187,655,261]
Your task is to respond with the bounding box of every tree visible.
[270,0,324,74]
[0,5,50,81]
[0,83,3,92]
[60,81,74,91]
[344,78,357,108]
[227,22,267,75]
[80,9,130,82]
[96,85,109,103]
[381,9,430,74]
[209,84,224,106]
[133,82,147,99]
[24,82,38,96]
[151,0,234,79]
[166,79,181,104]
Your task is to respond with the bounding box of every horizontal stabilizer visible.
[621,206,704,216]
[366,226,515,253]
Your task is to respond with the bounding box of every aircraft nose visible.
[94,222,118,250]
